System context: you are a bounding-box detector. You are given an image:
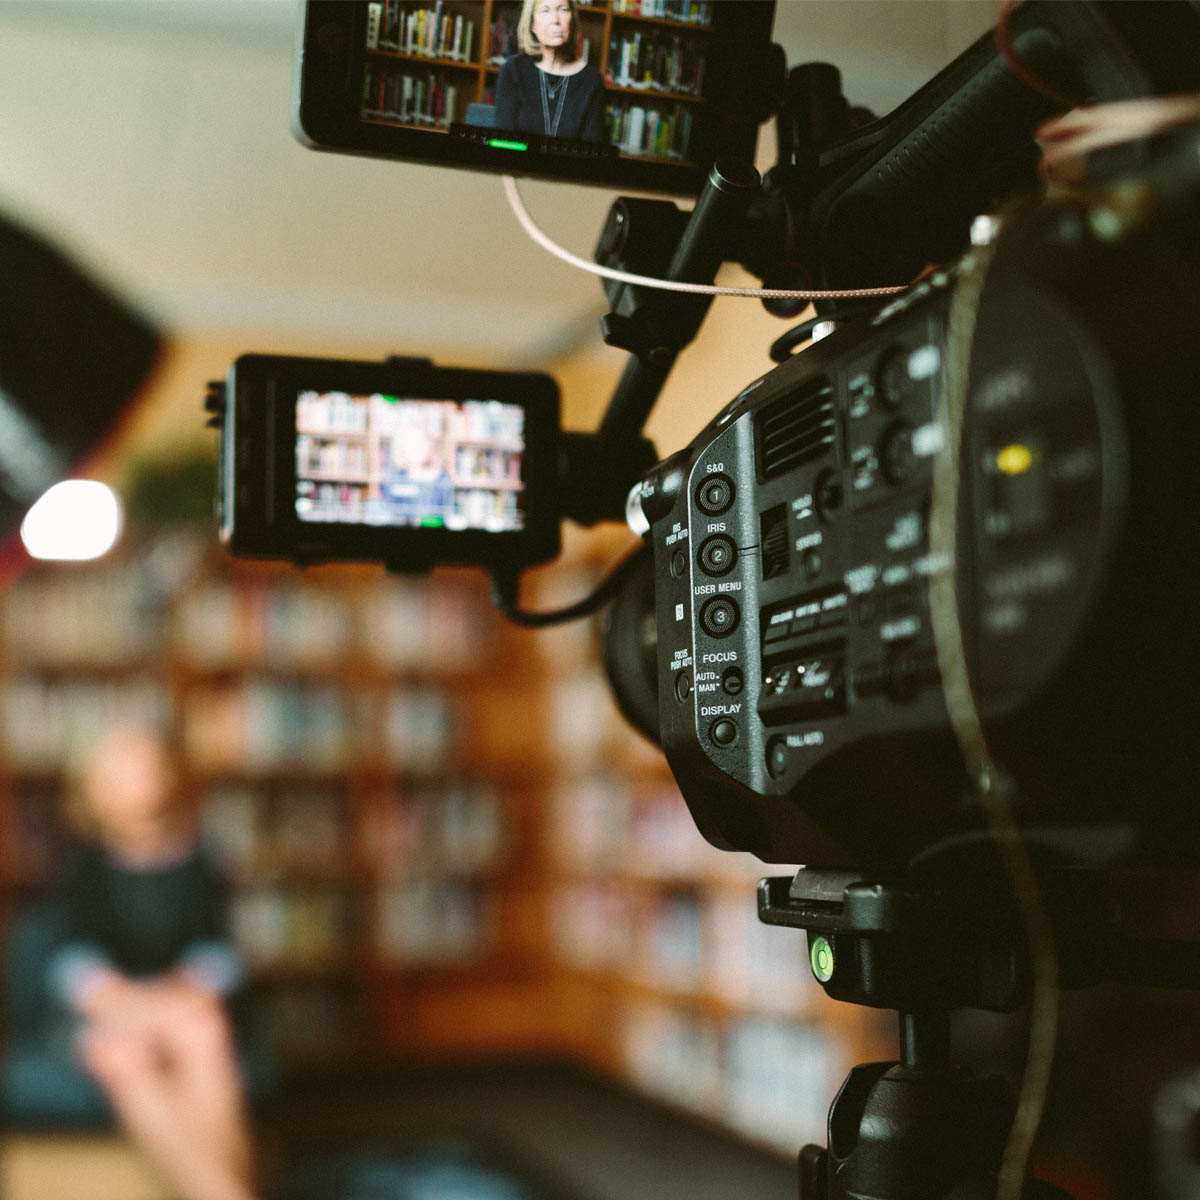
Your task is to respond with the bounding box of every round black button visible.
[766,736,788,779]
[710,718,738,747]
[887,648,920,701]
[699,596,740,638]
[721,667,744,696]
[699,534,738,577]
[674,672,692,702]
[800,549,822,581]
[696,473,735,516]
[815,469,843,522]
[876,345,916,410]
[881,422,917,485]
[853,594,879,626]
[670,548,688,578]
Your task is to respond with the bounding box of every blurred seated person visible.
[39,722,259,1200]
[494,0,606,143]
[380,432,454,526]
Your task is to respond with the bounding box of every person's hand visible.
[76,970,150,1029]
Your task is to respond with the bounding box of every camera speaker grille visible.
[756,377,836,482]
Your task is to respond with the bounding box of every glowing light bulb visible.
[20,480,123,561]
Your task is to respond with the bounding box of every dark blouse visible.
[50,840,236,984]
[493,54,607,143]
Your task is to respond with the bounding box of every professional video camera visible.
[207,2,1200,1196]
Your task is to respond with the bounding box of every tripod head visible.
[758,860,1200,1200]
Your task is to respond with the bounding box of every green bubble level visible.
[810,935,835,983]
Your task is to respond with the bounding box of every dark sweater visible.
[493,54,607,143]
[49,840,237,988]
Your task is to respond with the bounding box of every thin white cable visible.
[501,175,908,302]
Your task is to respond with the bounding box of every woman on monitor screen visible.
[494,0,606,143]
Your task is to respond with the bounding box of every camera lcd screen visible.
[293,0,776,195]
[220,354,560,569]
[295,391,528,533]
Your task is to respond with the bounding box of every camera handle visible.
[558,159,762,529]
[759,868,1080,1200]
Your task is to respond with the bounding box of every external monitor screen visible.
[295,391,526,533]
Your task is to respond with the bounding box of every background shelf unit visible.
[0,535,548,1069]
[0,526,888,1152]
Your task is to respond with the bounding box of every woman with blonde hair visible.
[494,0,606,141]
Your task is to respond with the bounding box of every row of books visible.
[202,778,504,881]
[454,445,521,484]
[296,434,371,480]
[363,781,506,875]
[0,678,170,769]
[1,566,166,665]
[296,479,520,528]
[202,783,352,878]
[172,577,486,672]
[183,681,356,772]
[172,579,357,670]
[230,885,354,968]
[183,680,461,773]
[367,1,478,63]
[298,442,521,487]
[607,98,694,159]
[620,1002,839,1152]
[548,882,817,1013]
[376,878,494,962]
[360,579,487,670]
[296,393,524,443]
[380,687,457,771]
[363,63,460,127]
[547,772,769,882]
[296,388,371,435]
[0,680,463,776]
[0,537,491,677]
[612,0,712,23]
[607,31,706,95]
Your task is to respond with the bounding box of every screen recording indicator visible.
[294,391,527,533]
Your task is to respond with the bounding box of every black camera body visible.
[638,183,1200,871]
[213,353,561,572]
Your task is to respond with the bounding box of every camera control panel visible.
[642,264,1121,864]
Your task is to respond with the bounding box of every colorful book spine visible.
[607,31,705,95]
[607,100,694,160]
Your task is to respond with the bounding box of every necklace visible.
[538,69,569,137]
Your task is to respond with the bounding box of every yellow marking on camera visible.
[996,443,1034,476]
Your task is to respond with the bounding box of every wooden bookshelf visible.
[0,534,553,1069]
[0,523,890,1155]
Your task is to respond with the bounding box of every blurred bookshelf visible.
[363,0,712,163]
[0,523,889,1155]
[0,533,549,1069]
[524,529,893,1156]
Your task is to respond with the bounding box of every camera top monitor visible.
[293,0,776,195]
